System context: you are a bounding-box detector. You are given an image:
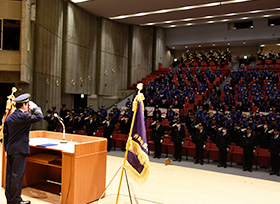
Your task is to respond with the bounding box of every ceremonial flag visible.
[125,100,150,184]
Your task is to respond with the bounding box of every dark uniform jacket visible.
[192,129,207,147]
[4,108,44,155]
[170,124,185,143]
[149,123,165,142]
[241,133,256,151]
[216,131,231,149]
[269,134,280,155]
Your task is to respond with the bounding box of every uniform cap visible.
[14,93,30,103]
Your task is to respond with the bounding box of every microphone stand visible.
[58,119,67,144]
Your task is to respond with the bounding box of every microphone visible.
[54,113,67,144]
[54,113,63,121]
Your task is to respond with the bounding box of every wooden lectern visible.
[1,131,107,204]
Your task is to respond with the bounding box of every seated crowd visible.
[210,64,280,113]
[257,49,280,65]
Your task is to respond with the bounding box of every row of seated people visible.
[209,65,280,112]
[143,66,229,109]
[257,49,280,65]
[147,107,280,175]
[181,48,231,67]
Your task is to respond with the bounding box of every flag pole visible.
[115,83,144,204]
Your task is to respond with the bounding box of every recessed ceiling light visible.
[185,45,188,48]
[186,23,193,26]
[199,45,201,47]
[183,18,192,22]
[155,9,172,14]
[204,16,214,19]
[71,0,88,3]
[249,10,261,13]
[263,15,271,18]
[164,21,173,24]
[213,44,216,47]
[260,44,265,47]
[226,13,238,16]
[221,0,250,5]
[208,21,214,24]
[169,25,176,28]
[277,43,280,46]
[243,42,246,45]
[172,47,175,49]
[228,42,231,46]
[270,24,275,27]
[242,17,249,20]
[222,19,229,22]
[110,0,251,20]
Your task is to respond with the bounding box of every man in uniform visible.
[269,127,280,176]
[170,118,185,162]
[241,126,256,172]
[149,120,165,159]
[192,123,207,165]
[4,93,43,204]
[216,126,231,168]
[103,113,115,152]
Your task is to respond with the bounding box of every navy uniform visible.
[103,114,115,151]
[241,126,256,172]
[192,123,207,165]
[269,128,280,176]
[44,111,58,131]
[170,118,185,162]
[119,114,131,135]
[149,120,165,159]
[86,115,99,136]
[216,127,231,168]
[4,94,43,204]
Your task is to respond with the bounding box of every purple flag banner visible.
[125,100,150,184]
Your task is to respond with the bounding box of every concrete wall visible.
[98,18,129,96]
[63,2,97,95]
[33,0,63,120]
[130,25,154,84]
[154,27,172,69]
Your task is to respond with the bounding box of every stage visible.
[1,144,280,204]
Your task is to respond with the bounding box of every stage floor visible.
[1,144,280,204]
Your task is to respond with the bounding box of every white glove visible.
[151,121,156,125]
[241,128,246,132]
[29,101,38,111]
[203,145,206,148]
[110,135,112,139]
[172,123,177,127]
[227,148,229,151]
[268,129,274,133]
[182,141,184,145]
